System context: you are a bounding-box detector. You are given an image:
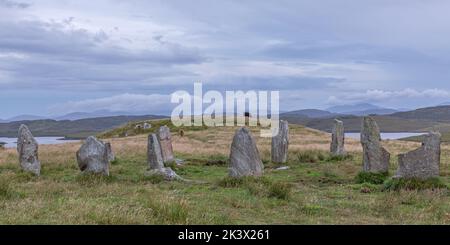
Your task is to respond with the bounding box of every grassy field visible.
[1,123,450,224]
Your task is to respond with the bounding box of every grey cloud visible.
[0,0,30,9]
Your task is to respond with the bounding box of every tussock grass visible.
[217,176,292,200]
[355,171,389,185]
[383,177,448,191]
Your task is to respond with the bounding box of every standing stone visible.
[143,123,151,129]
[147,134,165,170]
[17,124,41,176]
[271,120,289,163]
[395,132,441,179]
[105,142,115,162]
[361,117,390,173]
[330,119,345,156]
[229,127,264,178]
[158,125,174,163]
[76,136,110,176]
[146,133,181,181]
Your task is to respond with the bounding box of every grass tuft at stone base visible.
[383,177,448,191]
[355,171,389,185]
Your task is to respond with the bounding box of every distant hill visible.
[326,103,398,115]
[0,114,48,122]
[53,110,154,121]
[0,115,167,138]
[389,105,450,123]
[280,109,340,119]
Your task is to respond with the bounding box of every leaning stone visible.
[158,125,175,163]
[146,133,181,181]
[361,117,390,173]
[271,120,289,163]
[17,124,41,176]
[330,119,345,156]
[76,136,110,176]
[395,132,441,179]
[229,127,264,177]
[105,142,115,162]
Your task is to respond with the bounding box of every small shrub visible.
[205,154,228,166]
[327,154,353,162]
[268,182,292,200]
[296,150,327,163]
[355,171,389,185]
[141,174,165,184]
[383,177,447,191]
[217,176,291,200]
[0,178,13,199]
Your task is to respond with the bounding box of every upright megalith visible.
[146,133,181,181]
[147,134,165,170]
[76,136,110,176]
[17,124,41,176]
[105,142,115,162]
[330,119,345,156]
[229,127,264,178]
[395,132,441,179]
[158,125,174,163]
[361,117,390,173]
[271,120,289,163]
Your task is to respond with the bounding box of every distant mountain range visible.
[0,110,160,123]
[4,103,450,138]
[281,104,450,133]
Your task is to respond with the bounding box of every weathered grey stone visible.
[158,125,174,163]
[361,117,390,173]
[17,124,41,176]
[105,142,115,162]
[395,132,441,179]
[143,123,151,129]
[146,133,181,181]
[330,119,345,156]
[229,127,264,177]
[147,134,164,170]
[271,120,289,163]
[76,136,110,176]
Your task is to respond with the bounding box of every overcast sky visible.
[2,0,450,118]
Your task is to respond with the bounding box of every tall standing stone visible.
[146,133,180,181]
[395,132,441,179]
[76,136,110,176]
[361,117,390,173]
[105,142,115,162]
[271,120,289,163]
[147,134,165,170]
[330,119,345,156]
[158,126,174,163]
[229,127,264,178]
[17,124,41,176]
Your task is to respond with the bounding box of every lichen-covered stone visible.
[229,127,264,177]
[76,136,110,176]
[395,132,441,179]
[158,125,174,163]
[271,120,289,163]
[330,119,345,156]
[361,117,390,173]
[17,124,40,176]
